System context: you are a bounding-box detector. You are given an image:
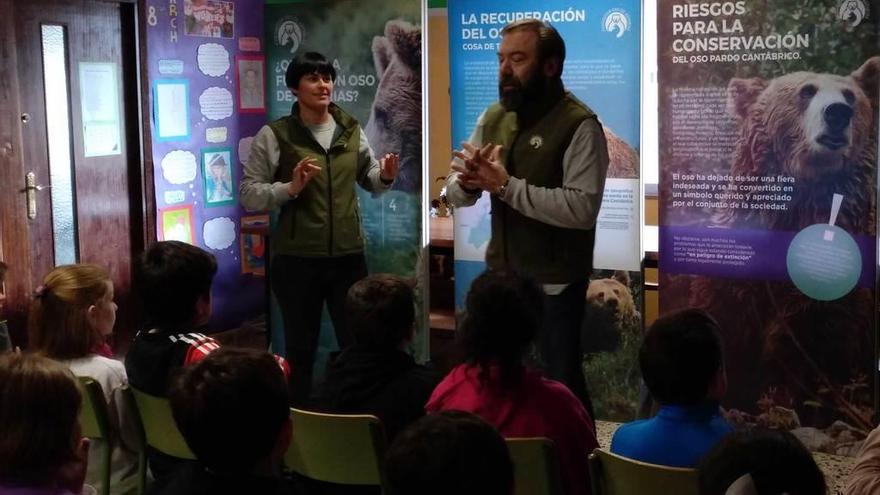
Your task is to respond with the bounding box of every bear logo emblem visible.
[602,9,630,39]
[529,135,543,150]
[838,0,868,28]
[275,17,304,54]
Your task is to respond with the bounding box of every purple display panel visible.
[146,0,267,330]
[657,0,879,435]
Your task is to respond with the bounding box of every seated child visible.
[385,410,513,495]
[125,241,222,397]
[311,274,438,442]
[156,347,301,495]
[426,270,597,495]
[127,241,288,483]
[699,429,825,495]
[29,263,139,494]
[0,353,91,495]
[610,308,733,467]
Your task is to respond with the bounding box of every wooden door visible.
[0,0,148,350]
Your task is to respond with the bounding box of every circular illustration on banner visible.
[786,224,861,301]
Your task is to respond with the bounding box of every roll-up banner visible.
[448,0,643,420]
[658,0,878,443]
[265,0,426,363]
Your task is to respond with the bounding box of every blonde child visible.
[29,264,139,495]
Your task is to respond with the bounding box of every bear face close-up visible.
[365,20,422,194]
[727,58,878,182]
[583,271,639,355]
[587,275,635,317]
[720,57,879,233]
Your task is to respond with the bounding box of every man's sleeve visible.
[239,125,294,211]
[500,117,609,230]
[444,111,486,208]
[356,126,393,194]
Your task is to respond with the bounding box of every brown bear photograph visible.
[365,20,422,194]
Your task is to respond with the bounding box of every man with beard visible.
[445,19,609,413]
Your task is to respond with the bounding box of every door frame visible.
[0,0,157,347]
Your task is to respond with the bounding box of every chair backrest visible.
[128,386,196,460]
[77,377,112,495]
[506,438,564,495]
[120,386,147,495]
[588,449,699,495]
[284,408,387,488]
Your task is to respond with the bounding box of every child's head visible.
[135,241,217,331]
[698,429,826,495]
[459,269,544,386]
[0,352,83,485]
[346,274,415,350]
[386,410,514,495]
[28,264,115,360]
[639,308,725,406]
[169,347,291,473]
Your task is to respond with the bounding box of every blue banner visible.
[448,0,643,307]
[447,0,643,421]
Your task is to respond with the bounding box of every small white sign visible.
[161,150,198,184]
[164,190,187,204]
[203,217,236,250]
[206,127,228,143]
[197,43,230,77]
[199,87,234,120]
[79,62,121,157]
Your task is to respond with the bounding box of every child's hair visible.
[135,241,217,331]
[0,352,82,484]
[386,410,514,495]
[459,269,544,388]
[28,264,111,360]
[169,347,289,473]
[285,51,337,89]
[346,274,415,350]
[698,429,826,495]
[639,308,724,406]
[0,261,7,283]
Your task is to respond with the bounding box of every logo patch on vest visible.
[529,135,543,150]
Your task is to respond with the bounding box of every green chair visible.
[77,377,112,495]
[588,448,699,495]
[127,385,195,461]
[284,408,387,491]
[120,387,148,495]
[506,437,565,495]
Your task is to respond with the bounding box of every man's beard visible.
[499,69,547,111]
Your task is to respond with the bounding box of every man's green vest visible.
[482,93,597,283]
[268,103,364,257]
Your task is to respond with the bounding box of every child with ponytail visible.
[29,264,139,495]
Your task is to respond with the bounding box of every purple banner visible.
[658,0,879,435]
[146,0,267,329]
